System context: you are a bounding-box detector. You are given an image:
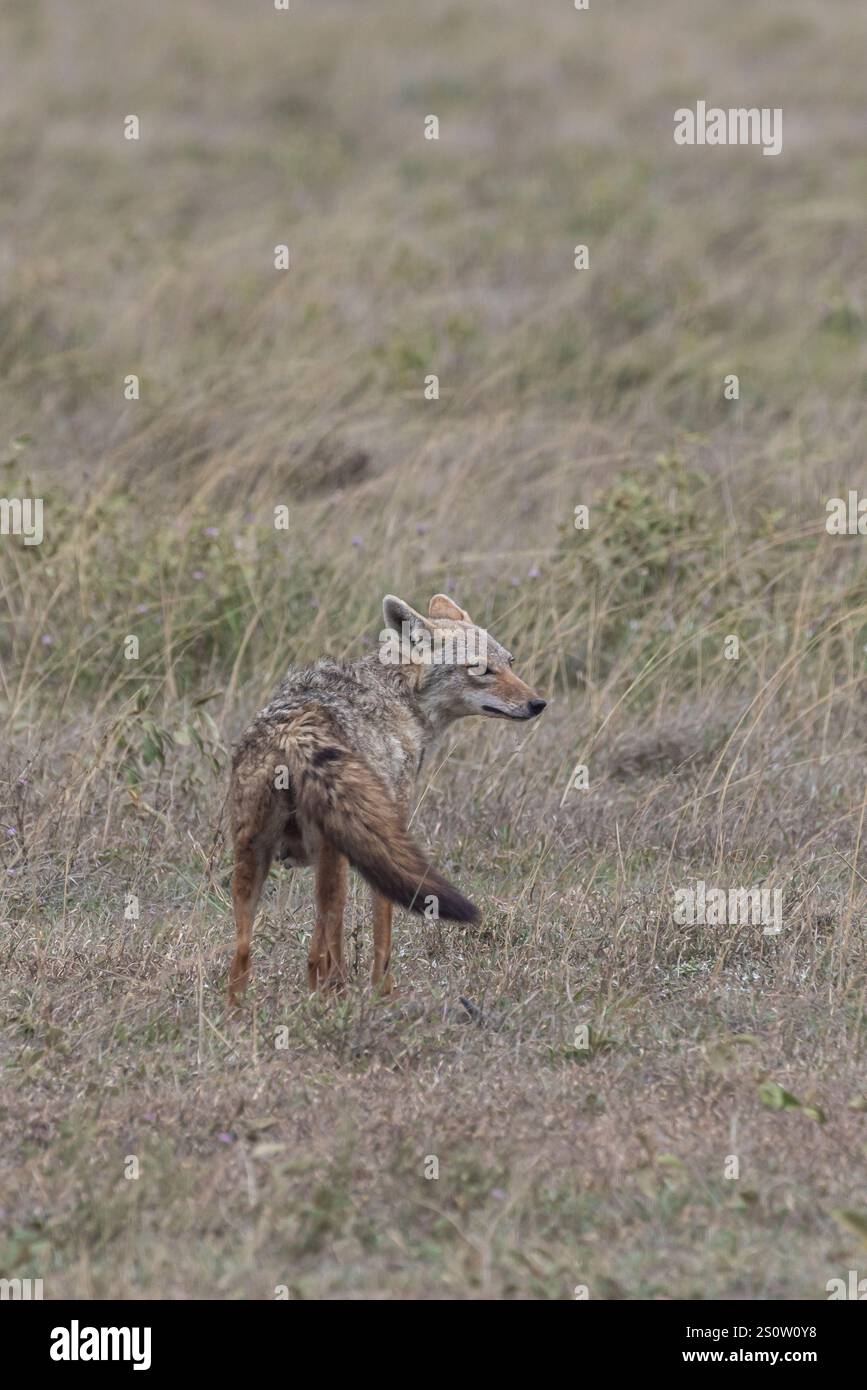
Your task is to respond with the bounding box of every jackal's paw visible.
[371,972,398,1002]
[308,952,347,996]
[227,958,250,1012]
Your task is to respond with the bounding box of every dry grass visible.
[2,0,867,1299]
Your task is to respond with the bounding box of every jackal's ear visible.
[429,593,471,623]
[383,594,431,639]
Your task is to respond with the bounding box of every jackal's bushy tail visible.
[280,712,479,923]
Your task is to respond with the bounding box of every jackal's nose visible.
[527,698,547,717]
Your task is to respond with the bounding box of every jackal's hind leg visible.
[228,836,272,1007]
[371,890,394,996]
[308,841,349,992]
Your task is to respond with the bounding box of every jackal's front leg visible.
[308,841,348,992]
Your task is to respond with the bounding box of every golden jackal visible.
[228,593,546,1003]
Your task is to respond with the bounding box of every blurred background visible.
[3,0,867,693]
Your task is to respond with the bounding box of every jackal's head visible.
[381,593,547,728]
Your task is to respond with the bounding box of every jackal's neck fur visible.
[385,659,461,745]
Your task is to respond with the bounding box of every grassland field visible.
[2,0,867,1299]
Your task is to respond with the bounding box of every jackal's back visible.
[230,659,477,922]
